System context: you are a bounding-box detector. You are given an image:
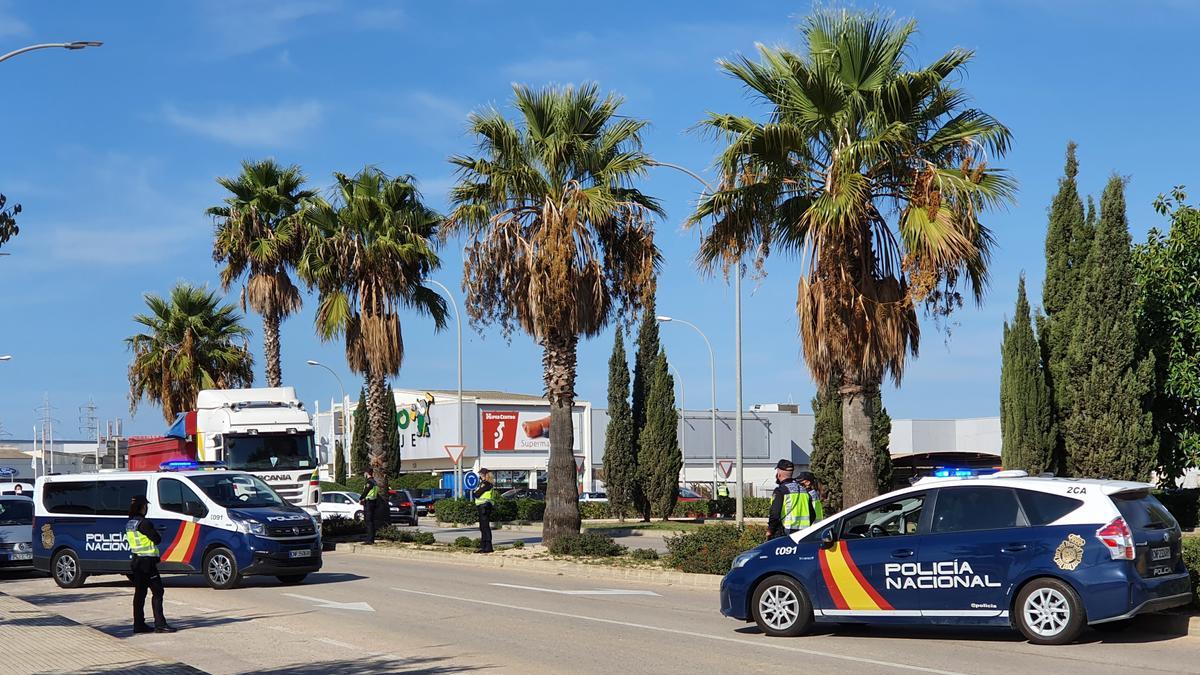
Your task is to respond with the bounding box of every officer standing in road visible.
[796,471,825,521]
[362,471,379,545]
[767,460,814,539]
[473,468,497,554]
[126,496,174,634]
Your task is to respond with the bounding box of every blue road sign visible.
[464,471,479,491]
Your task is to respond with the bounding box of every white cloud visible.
[162,101,323,146]
[203,0,340,56]
[0,1,30,39]
[373,91,469,148]
[503,58,597,84]
[49,225,198,265]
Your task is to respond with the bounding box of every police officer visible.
[362,471,379,545]
[716,483,730,498]
[796,471,825,521]
[767,460,814,539]
[126,496,174,634]
[473,468,497,554]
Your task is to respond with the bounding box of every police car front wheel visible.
[751,575,814,637]
[1015,578,1085,645]
[204,547,242,590]
[51,549,85,589]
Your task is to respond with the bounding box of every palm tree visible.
[690,10,1015,507]
[127,282,255,423]
[299,167,446,495]
[446,84,662,545]
[208,159,314,388]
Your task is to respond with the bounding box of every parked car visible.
[678,487,704,502]
[388,490,418,526]
[579,492,608,502]
[318,491,363,521]
[0,495,34,571]
[500,488,545,501]
[411,488,452,515]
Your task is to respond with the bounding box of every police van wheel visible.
[1015,578,1085,645]
[751,575,813,637]
[52,549,85,589]
[204,547,241,590]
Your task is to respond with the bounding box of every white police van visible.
[720,470,1191,644]
[33,462,322,590]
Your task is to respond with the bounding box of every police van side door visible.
[152,477,209,572]
[918,486,1030,622]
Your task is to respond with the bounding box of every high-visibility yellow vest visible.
[474,487,498,506]
[364,485,378,501]
[125,519,159,557]
[810,492,825,521]
[717,485,730,498]
[782,484,813,531]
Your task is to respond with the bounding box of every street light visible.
[306,360,347,477]
[648,160,745,525]
[0,355,11,361]
[427,279,465,499]
[0,41,103,64]
[657,315,718,500]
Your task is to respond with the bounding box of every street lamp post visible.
[0,355,11,361]
[647,160,745,524]
[657,316,717,499]
[0,41,102,64]
[427,279,464,499]
[306,360,347,478]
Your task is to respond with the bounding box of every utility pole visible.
[36,394,57,474]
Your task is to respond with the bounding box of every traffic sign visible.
[464,471,479,491]
[443,444,466,465]
[718,461,734,478]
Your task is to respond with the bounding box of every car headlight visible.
[233,517,266,536]
[731,551,756,570]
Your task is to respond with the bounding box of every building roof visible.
[0,447,32,460]
[395,388,549,403]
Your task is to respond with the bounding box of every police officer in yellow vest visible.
[362,471,379,545]
[767,460,815,539]
[796,471,825,521]
[473,468,497,554]
[126,496,174,633]
[716,483,730,498]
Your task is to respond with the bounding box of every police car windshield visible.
[224,432,316,471]
[0,498,33,525]
[188,474,285,508]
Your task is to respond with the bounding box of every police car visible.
[32,462,322,590]
[720,470,1191,645]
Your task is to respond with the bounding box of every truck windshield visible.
[189,473,285,508]
[223,432,316,471]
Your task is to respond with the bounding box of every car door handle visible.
[1001,544,1028,553]
[891,549,915,559]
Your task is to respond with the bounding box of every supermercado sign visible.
[481,410,582,452]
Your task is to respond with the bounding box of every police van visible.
[720,470,1191,645]
[32,463,322,590]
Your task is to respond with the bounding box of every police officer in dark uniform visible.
[473,468,497,554]
[362,471,379,545]
[767,460,814,540]
[126,496,175,634]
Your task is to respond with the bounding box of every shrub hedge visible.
[1157,489,1199,531]
[664,524,769,575]
[321,516,365,538]
[1184,536,1200,608]
[434,498,545,524]
[630,548,659,561]
[548,531,626,557]
[376,526,436,545]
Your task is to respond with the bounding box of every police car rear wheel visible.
[204,547,241,590]
[1016,578,1085,645]
[751,575,813,637]
[52,549,85,589]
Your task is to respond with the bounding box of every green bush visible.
[376,525,411,542]
[1157,489,1199,531]
[511,540,525,549]
[344,475,368,496]
[413,531,436,545]
[548,531,627,557]
[711,496,735,518]
[435,499,478,524]
[665,524,769,575]
[453,536,477,549]
[394,472,441,490]
[1183,537,1200,608]
[579,502,618,519]
[321,516,365,538]
[516,498,546,521]
[742,497,771,518]
[320,481,348,493]
[492,499,518,522]
[630,548,659,561]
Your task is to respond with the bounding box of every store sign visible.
[481,410,581,452]
[395,392,434,445]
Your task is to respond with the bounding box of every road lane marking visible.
[318,637,361,650]
[490,583,660,596]
[282,593,375,612]
[391,587,968,675]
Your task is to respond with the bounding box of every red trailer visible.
[127,411,198,471]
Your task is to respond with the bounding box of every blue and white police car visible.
[33,462,322,590]
[720,470,1191,644]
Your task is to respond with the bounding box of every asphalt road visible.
[2,553,1197,674]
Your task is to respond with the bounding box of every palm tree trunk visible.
[263,312,283,388]
[841,381,879,508]
[365,368,391,503]
[541,332,581,548]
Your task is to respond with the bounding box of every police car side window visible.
[158,479,204,516]
[43,482,96,515]
[1017,490,1083,526]
[931,487,1024,534]
[96,480,148,516]
[841,494,926,539]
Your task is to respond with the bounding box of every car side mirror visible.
[820,527,837,550]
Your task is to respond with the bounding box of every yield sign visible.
[444,444,466,465]
[718,460,734,478]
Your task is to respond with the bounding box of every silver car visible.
[0,496,34,571]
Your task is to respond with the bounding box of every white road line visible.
[317,637,361,650]
[281,593,374,612]
[391,587,968,675]
[490,583,660,596]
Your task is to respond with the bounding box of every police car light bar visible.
[933,468,976,478]
[158,460,227,472]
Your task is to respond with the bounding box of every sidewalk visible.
[0,591,203,675]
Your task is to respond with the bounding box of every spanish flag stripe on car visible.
[162,522,200,564]
[819,542,893,611]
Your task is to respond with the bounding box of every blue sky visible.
[1,1,1197,438]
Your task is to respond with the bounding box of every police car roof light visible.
[159,460,227,472]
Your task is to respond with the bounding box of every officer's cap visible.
[774,459,794,471]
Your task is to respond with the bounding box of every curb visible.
[336,542,723,590]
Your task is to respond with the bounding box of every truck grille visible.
[271,482,306,507]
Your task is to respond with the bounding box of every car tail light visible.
[399,502,412,508]
[1096,516,1135,560]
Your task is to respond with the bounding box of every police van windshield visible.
[223,432,316,472]
[0,499,32,525]
[189,474,286,509]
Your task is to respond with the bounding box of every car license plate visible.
[289,549,312,559]
[10,553,32,561]
[1151,547,1171,561]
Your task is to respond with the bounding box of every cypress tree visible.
[810,387,843,513]
[384,385,401,476]
[638,350,681,520]
[350,388,369,474]
[1062,176,1157,480]
[334,438,347,486]
[869,394,893,493]
[631,298,660,518]
[1000,276,1056,474]
[602,332,638,521]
